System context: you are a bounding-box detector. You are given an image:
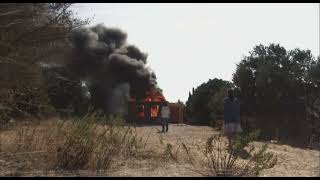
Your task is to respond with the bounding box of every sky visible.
[70,3,320,103]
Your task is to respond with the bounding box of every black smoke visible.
[62,24,159,115]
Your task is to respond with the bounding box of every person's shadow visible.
[156,128,165,133]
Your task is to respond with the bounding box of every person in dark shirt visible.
[223,88,242,148]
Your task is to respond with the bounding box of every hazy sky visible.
[70,3,319,103]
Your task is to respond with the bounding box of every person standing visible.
[160,102,170,132]
[223,88,242,148]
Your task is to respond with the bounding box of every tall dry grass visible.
[0,112,146,176]
[1,115,278,177]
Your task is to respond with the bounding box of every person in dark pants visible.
[160,102,170,132]
[223,88,242,149]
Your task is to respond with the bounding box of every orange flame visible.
[142,89,166,102]
[129,88,166,120]
[151,105,159,118]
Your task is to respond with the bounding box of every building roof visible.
[129,90,166,103]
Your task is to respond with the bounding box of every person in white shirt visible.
[160,102,170,132]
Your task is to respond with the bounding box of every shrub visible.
[158,135,181,163]
[182,133,277,177]
[1,111,145,176]
[232,130,261,153]
[53,115,97,170]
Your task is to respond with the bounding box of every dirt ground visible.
[1,121,319,177]
[109,124,320,177]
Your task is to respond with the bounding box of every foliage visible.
[305,56,320,148]
[0,3,90,121]
[185,78,232,125]
[232,43,318,141]
[233,43,317,109]
[308,56,320,86]
[232,130,261,153]
[182,133,277,177]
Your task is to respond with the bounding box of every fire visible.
[151,105,159,118]
[137,105,159,119]
[129,88,166,121]
[143,89,166,102]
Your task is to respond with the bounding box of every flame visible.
[129,88,166,120]
[151,105,159,118]
[142,89,166,102]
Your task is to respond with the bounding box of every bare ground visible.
[109,124,320,177]
[0,120,319,177]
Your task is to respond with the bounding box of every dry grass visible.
[150,131,278,177]
[0,113,151,176]
[178,134,278,176]
[1,121,319,176]
[114,125,319,177]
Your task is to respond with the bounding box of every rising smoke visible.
[59,24,159,115]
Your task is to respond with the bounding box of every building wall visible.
[128,101,185,124]
[169,103,184,124]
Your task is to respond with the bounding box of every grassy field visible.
[0,118,319,177]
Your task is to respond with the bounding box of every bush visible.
[49,112,144,173]
[53,115,97,170]
[1,111,145,175]
[232,130,261,153]
[182,133,277,177]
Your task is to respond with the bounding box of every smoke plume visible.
[66,24,159,115]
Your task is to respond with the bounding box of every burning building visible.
[41,24,184,123]
[128,87,184,124]
[128,88,166,123]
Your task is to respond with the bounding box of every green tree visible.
[233,44,316,110]
[232,43,318,142]
[185,78,232,125]
[308,56,320,86]
[305,56,320,147]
